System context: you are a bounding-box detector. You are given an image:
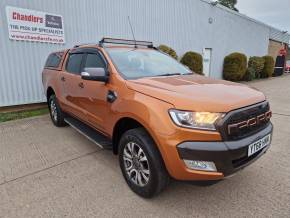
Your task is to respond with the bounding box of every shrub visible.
[248,56,265,79]
[158,44,178,60]
[223,53,247,81]
[180,51,203,75]
[243,67,256,81]
[261,56,275,78]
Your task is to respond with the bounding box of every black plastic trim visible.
[177,123,273,176]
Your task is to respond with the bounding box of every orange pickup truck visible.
[42,38,273,198]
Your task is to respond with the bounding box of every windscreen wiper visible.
[156,73,181,77]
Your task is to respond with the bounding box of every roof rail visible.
[99,37,154,48]
[73,43,96,48]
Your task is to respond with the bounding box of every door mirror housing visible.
[81,68,108,82]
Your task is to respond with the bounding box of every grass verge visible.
[0,108,49,123]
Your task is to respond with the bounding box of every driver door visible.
[78,50,111,132]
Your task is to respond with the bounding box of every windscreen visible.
[106,48,191,79]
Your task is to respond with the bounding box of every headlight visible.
[169,109,224,130]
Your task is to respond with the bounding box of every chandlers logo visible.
[45,15,62,29]
[12,11,43,23]
[11,11,63,29]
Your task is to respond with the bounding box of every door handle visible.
[61,76,66,82]
[78,82,84,88]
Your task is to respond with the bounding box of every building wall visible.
[0,0,279,106]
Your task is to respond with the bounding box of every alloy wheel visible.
[50,100,58,122]
[123,142,150,187]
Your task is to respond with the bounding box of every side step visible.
[64,116,112,149]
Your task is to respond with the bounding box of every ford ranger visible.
[42,38,273,198]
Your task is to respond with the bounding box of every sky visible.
[236,0,290,32]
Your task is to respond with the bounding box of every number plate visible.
[248,134,271,157]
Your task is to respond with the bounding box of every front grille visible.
[218,101,271,141]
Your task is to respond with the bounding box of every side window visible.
[84,53,106,69]
[45,52,63,68]
[66,53,83,74]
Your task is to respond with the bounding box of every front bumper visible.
[177,123,273,177]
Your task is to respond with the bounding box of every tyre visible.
[48,95,67,127]
[119,128,170,198]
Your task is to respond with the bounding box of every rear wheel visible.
[119,128,169,198]
[48,95,66,127]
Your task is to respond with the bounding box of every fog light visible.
[184,160,217,172]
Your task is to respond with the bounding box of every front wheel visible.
[48,95,67,127]
[119,128,170,198]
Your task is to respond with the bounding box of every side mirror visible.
[81,68,108,82]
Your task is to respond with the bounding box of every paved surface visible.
[0,75,290,218]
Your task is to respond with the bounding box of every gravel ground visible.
[0,75,289,218]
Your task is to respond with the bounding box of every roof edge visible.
[200,0,290,42]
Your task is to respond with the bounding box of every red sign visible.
[279,49,287,56]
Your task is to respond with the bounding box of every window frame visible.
[83,52,107,70]
[44,52,64,69]
[65,52,86,75]
[65,47,108,76]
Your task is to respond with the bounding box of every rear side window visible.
[84,53,106,69]
[66,53,83,74]
[45,52,63,68]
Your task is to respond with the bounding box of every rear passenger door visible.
[61,51,87,121]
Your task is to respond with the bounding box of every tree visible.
[218,0,239,12]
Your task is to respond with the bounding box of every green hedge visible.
[248,56,265,79]
[261,56,275,78]
[158,44,178,60]
[223,53,247,81]
[243,67,256,81]
[180,51,203,75]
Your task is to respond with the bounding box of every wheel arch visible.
[112,117,159,155]
[46,87,55,103]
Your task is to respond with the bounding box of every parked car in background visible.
[42,38,273,198]
[286,60,290,73]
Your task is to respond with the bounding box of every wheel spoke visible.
[140,171,149,183]
[123,157,132,163]
[139,155,148,162]
[125,163,133,171]
[123,148,132,159]
[141,169,150,175]
[137,171,144,186]
[137,148,142,158]
[129,169,138,183]
[127,142,134,153]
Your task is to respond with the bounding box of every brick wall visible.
[268,40,284,60]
